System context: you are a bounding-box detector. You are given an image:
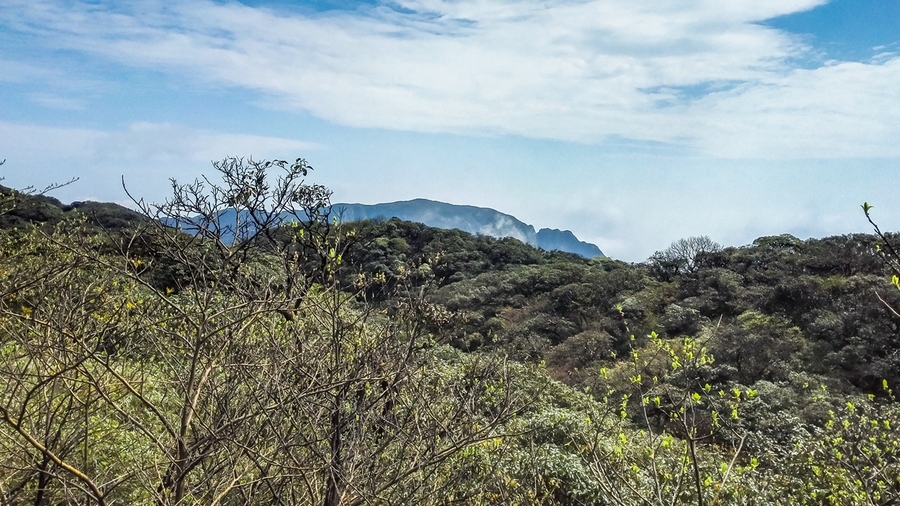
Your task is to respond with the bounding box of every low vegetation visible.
[1,157,898,505]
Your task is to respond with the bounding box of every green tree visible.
[0,157,531,505]
[650,236,722,281]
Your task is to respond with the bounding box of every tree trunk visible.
[324,400,344,506]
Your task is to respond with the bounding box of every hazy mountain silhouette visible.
[332,199,604,258]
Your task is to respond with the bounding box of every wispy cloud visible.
[542,163,900,261]
[0,120,320,202]
[1,0,898,158]
[0,120,318,162]
[29,93,87,110]
[90,122,321,162]
[0,58,68,83]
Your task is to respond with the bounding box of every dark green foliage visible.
[61,200,148,232]
[345,218,544,287]
[5,184,900,396]
[435,232,899,395]
[0,185,66,229]
[7,184,896,396]
[4,176,900,505]
[0,185,149,237]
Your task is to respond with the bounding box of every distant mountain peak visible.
[536,228,603,258]
[331,199,604,258]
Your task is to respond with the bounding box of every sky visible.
[1,0,898,261]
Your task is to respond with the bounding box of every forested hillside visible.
[1,158,898,505]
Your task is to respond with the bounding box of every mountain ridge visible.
[331,198,604,258]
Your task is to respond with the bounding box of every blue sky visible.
[1,0,898,260]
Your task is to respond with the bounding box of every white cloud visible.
[90,122,320,162]
[687,59,900,158]
[0,120,320,202]
[529,162,900,261]
[0,121,99,161]
[1,0,898,158]
[0,120,318,162]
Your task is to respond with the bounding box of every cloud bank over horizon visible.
[2,0,898,158]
